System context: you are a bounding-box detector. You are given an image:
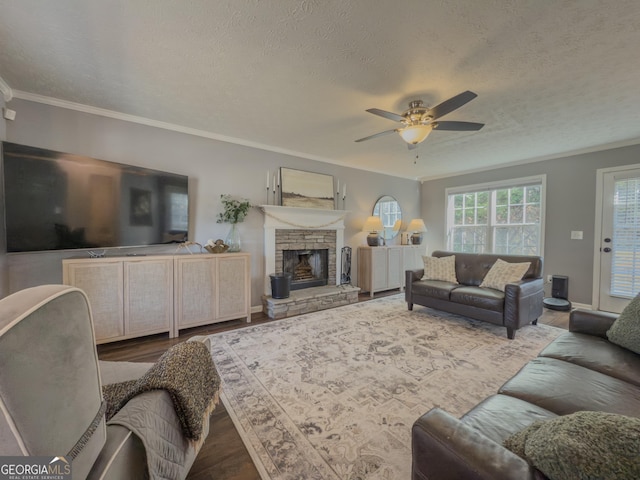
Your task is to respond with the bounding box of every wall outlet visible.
[546,275,553,283]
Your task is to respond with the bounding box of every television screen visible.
[2,142,189,253]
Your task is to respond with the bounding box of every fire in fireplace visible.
[283,249,329,290]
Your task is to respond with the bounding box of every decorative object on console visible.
[280,167,334,209]
[204,239,229,254]
[406,218,427,245]
[363,216,384,246]
[217,194,252,252]
[175,241,203,254]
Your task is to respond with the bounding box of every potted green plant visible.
[217,194,251,251]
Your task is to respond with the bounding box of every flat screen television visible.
[2,142,189,253]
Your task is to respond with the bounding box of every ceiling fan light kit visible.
[356,90,484,148]
[399,124,432,145]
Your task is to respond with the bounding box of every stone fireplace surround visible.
[261,205,359,319]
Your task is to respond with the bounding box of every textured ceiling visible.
[1,0,640,180]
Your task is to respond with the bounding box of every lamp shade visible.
[398,125,432,145]
[362,216,384,232]
[406,218,427,233]
[406,218,427,245]
[393,219,402,232]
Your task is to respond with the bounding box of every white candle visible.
[337,179,340,194]
[343,183,346,198]
[266,170,270,189]
[277,169,280,188]
[273,175,276,192]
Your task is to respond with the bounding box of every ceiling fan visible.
[355,90,484,149]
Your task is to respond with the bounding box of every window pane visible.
[477,206,488,224]
[464,208,475,224]
[454,209,463,225]
[496,189,508,205]
[510,205,523,223]
[477,191,489,206]
[495,205,508,224]
[510,187,524,204]
[464,193,475,208]
[454,195,463,208]
[526,186,541,203]
[525,204,540,223]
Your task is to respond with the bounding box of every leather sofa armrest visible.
[412,409,535,480]
[405,269,424,306]
[503,278,544,333]
[569,309,618,338]
[505,278,543,297]
[407,269,424,284]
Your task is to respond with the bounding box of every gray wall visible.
[2,98,421,306]
[421,144,640,305]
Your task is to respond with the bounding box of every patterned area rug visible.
[209,294,563,480]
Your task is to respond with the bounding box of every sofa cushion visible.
[480,258,531,292]
[606,294,640,354]
[461,394,557,445]
[499,357,640,416]
[539,332,640,387]
[411,279,459,301]
[503,411,640,480]
[450,286,505,312]
[421,255,458,283]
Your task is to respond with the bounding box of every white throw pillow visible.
[421,255,458,283]
[480,258,531,292]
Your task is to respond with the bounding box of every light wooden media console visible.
[63,252,251,344]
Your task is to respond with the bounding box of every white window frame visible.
[445,175,547,256]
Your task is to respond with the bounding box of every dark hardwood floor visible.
[96,290,570,480]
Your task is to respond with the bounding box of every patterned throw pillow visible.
[421,255,458,283]
[504,411,640,480]
[479,258,531,292]
[606,293,640,354]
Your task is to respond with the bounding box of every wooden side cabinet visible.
[63,256,173,343]
[358,245,424,297]
[63,252,251,343]
[173,253,251,336]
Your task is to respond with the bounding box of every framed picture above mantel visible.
[280,167,335,210]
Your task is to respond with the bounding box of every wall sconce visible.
[406,218,427,245]
[362,216,384,246]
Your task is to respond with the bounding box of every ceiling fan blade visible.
[366,108,405,122]
[433,121,484,131]
[428,91,478,121]
[355,129,398,143]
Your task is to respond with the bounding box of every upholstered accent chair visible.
[0,285,214,479]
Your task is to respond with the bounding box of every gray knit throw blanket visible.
[102,341,220,441]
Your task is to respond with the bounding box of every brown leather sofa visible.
[405,250,544,339]
[411,308,640,480]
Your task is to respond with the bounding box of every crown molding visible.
[0,76,13,102]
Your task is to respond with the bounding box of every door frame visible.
[592,163,640,310]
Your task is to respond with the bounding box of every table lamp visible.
[363,216,384,246]
[406,218,427,245]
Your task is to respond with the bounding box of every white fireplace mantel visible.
[261,205,348,295]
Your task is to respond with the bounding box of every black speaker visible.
[551,275,569,299]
